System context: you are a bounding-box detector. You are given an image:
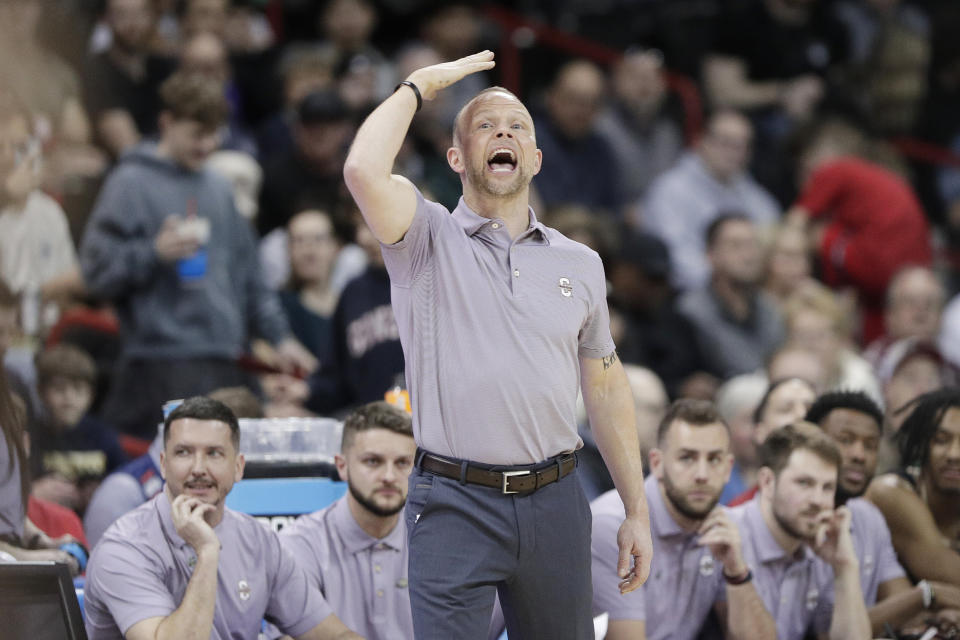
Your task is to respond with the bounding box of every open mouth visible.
[487,147,517,173]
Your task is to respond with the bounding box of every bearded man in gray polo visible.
[83,396,360,640]
[343,51,653,640]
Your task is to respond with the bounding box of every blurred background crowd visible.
[0,0,959,570]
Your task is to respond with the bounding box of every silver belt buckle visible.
[501,470,531,494]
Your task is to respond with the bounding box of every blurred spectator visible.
[875,337,957,472]
[715,372,768,504]
[576,364,667,500]
[29,344,126,513]
[608,231,712,399]
[318,0,394,100]
[82,0,175,157]
[640,110,780,291]
[595,48,684,205]
[866,388,960,589]
[864,265,947,365]
[0,371,80,574]
[678,214,785,379]
[83,384,262,548]
[205,149,262,222]
[832,0,931,134]
[80,72,314,438]
[278,208,341,363]
[0,100,85,314]
[0,279,41,422]
[181,0,273,55]
[532,59,619,214]
[0,0,87,144]
[941,292,960,370]
[257,89,353,236]
[727,376,817,506]
[420,4,490,125]
[766,343,830,392]
[179,31,257,156]
[763,222,813,307]
[787,125,932,344]
[257,44,337,161]
[782,281,881,401]
[265,214,404,417]
[703,0,848,201]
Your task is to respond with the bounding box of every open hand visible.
[406,51,496,101]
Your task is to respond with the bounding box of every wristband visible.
[395,80,423,112]
[723,567,752,585]
[60,542,88,574]
[919,579,935,609]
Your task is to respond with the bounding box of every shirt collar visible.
[645,474,688,540]
[333,495,405,556]
[451,197,549,244]
[742,498,815,565]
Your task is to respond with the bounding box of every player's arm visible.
[580,351,652,593]
[343,51,494,244]
[867,477,960,587]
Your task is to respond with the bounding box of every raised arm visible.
[580,352,652,593]
[343,51,494,245]
[813,507,871,640]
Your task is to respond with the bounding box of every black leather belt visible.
[419,452,577,495]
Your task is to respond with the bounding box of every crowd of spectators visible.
[2,0,960,637]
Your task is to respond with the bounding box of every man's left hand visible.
[617,514,653,594]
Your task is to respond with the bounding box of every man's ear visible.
[757,466,774,498]
[532,148,542,176]
[234,453,245,483]
[159,451,166,480]
[648,448,664,479]
[447,146,465,175]
[334,453,348,483]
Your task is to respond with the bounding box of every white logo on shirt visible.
[238,580,251,601]
[806,588,819,611]
[698,554,715,577]
[558,277,573,297]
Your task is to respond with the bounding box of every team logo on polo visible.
[238,579,251,601]
[558,277,573,297]
[698,554,715,576]
[805,588,819,611]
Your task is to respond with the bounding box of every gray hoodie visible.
[81,143,290,360]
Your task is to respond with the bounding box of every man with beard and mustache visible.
[805,391,960,635]
[729,422,871,640]
[590,399,776,640]
[343,51,652,640]
[83,396,360,640]
[273,401,416,640]
[678,214,785,379]
[867,388,960,590]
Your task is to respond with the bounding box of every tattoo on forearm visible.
[602,350,618,370]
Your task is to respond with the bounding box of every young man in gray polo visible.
[343,51,653,639]
[83,396,360,640]
[729,423,871,640]
[591,399,775,640]
[275,401,417,640]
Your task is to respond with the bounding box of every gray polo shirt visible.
[277,496,411,640]
[0,431,24,541]
[382,189,614,465]
[730,499,833,640]
[591,475,727,639]
[84,491,331,639]
[847,497,905,605]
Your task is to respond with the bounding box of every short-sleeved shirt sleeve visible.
[264,532,333,636]
[577,251,615,359]
[380,188,450,287]
[84,537,178,635]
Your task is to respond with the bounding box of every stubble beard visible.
[662,471,717,521]
[467,162,527,198]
